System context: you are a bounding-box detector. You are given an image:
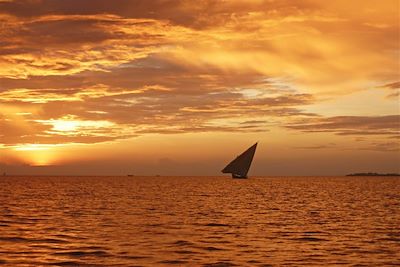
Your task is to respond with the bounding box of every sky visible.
[0,0,399,176]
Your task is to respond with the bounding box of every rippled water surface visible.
[0,176,399,266]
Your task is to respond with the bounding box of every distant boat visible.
[222,143,258,179]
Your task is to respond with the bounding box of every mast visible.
[222,143,258,178]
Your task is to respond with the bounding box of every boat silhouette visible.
[222,143,258,179]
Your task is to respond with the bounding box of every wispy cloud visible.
[378,81,400,98]
[286,115,400,137]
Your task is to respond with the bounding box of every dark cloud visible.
[379,81,400,98]
[0,114,50,141]
[382,81,400,89]
[0,14,166,58]
[359,142,400,152]
[136,125,267,135]
[23,19,122,45]
[295,144,336,150]
[32,89,313,124]
[240,120,267,125]
[0,0,317,29]
[0,55,264,92]
[0,58,315,145]
[286,115,400,136]
[0,74,86,91]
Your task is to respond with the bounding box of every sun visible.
[35,115,114,135]
[13,144,59,166]
[51,120,80,132]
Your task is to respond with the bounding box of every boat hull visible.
[232,174,247,179]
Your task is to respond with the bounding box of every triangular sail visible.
[222,143,257,178]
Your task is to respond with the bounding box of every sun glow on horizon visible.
[8,144,64,166]
[13,144,57,151]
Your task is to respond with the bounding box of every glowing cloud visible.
[0,0,399,174]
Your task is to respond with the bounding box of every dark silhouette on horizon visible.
[346,172,400,177]
[222,143,258,179]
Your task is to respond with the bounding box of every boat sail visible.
[221,143,258,179]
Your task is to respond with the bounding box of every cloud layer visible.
[0,0,399,157]
[286,115,400,137]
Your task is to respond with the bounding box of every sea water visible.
[0,176,399,266]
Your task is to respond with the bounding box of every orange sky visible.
[0,0,399,175]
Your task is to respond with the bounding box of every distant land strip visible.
[346,172,400,176]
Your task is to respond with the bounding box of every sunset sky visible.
[0,0,399,176]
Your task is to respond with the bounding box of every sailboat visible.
[221,143,258,179]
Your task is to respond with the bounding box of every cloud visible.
[0,0,398,151]
[0,0,319,28]
[378,81,400,98]
[286,115,400,137]
[0,53,317,146]
[0,88,313,146]
[240,120,267,125]
[381,82,400,89]
[359,142,400,152]
[0,112,136,146]
[0,14,172,78]
[294,144,336,150]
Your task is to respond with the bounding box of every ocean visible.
[0,176,399,266]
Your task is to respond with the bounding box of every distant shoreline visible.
[346,172,400,177]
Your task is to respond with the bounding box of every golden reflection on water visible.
[0,176,399,266]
